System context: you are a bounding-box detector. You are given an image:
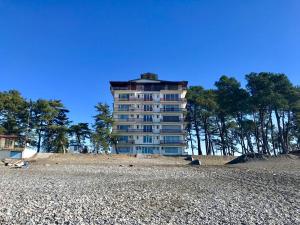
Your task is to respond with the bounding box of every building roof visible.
[110,75,187,86]
[0,134,19,139]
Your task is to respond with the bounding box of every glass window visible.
[141,147,154,154]
[117,147,131,153]
[117,125,129,131]
[143,136,153,143]
[118,136,129,142]
[163,105,180,112]
[118,104,130,111]
[4,139,13,148]
[143,125,152,132]
[164,147,179,154]
[163,116,180,122]
[144,115,153,122]
[164,136,180,143]
[144,105,153,111]
[119,94,130,100]
[144,94,153,101]
[119,114,129,120]
[164,94,179,101]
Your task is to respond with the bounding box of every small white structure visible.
[0,135,37,160]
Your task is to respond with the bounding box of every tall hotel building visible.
[110,73,188,155]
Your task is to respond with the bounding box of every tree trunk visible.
[252,112,261,153]
[217,116,227,156]
[275,109,288,154]
[203,118,211,155]
[269,111,277,156]
[37,131,42,153]
[259,110,270,155]
[188,130,194,156]
[194,123,202,155]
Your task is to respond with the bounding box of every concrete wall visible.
[0,151,10,160]
[22,148,37,159]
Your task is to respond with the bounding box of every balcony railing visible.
[160,129,185,134]
[117,140,135,144]
[160,98,186,102]
[160,108,185,113]
[160,140,186,145]
[115,97,161,102]
[161,119,184,123]
[113,129,160,134]
[115,118,143,122]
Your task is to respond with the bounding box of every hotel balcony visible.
[160,108,186,113]
[160,129,186,134]
[160,140,186,145]
[160,118,184,123]
[114,118,143,123]
[113,129,160,134]
[160,98,187,102]
[115,97,160,103]
[117,140,135,145]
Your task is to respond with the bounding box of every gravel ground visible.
[0,155,299,225]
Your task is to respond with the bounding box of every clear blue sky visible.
[0,0,299,124]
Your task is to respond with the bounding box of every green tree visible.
[92,103,114,154]
[0,90,29,137]
[69,123,91,146]
[31,99,60,152]
[186,86,205,155]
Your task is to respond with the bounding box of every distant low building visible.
[0,135,37,160]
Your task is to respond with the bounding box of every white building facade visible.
[110,74,188,155]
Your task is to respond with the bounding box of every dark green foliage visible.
[187,73,299,156]
[0,91,71,153]
[69,123,91,146]
[91,103,114,153]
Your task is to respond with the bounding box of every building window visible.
[118,136,129,142]
[141,147,155,154]
[163,116,180,122]
[143,136,153,143]
[117,125,129,131]
[144,105,153,111]
[163,105,180,112]
[144,94,153,101]
[164,94,179,101]
[117,147,131,153]
[143,125,152,132]
[119,114,129,120]
[164,147,180,154]
[4,139,13,148]
[119,94,130,100]
[162,125,181,132]
[118,104,130,111]
[144,115,153,122]
[163,136,180,143]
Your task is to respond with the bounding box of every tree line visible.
[1,72,299,156]
[0,90,113,153]
[186,72,300,156]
